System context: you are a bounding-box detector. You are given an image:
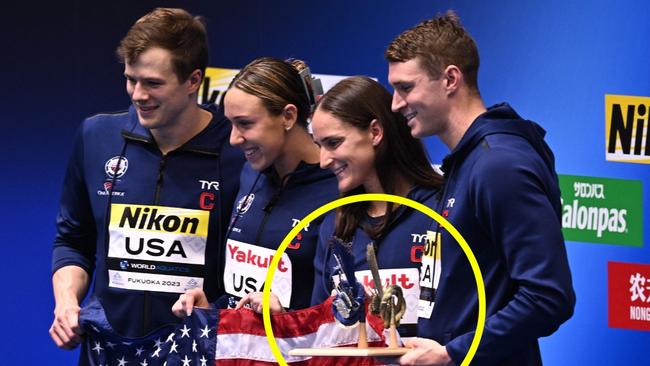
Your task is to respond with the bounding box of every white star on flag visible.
[199,325,210,338]
[92,341,103,354]
[182,355,192,366]
[166,332,175,342]
[151,347,161,358]
[180,324,191,338]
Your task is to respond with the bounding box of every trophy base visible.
[289,347,409,357]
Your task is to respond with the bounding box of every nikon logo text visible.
[119,206,199,234]
[606,94,650,164]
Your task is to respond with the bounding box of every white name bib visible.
[224,239,293,307]
[107,204,209,293]
[418,230,441,319]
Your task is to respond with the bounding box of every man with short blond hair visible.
[49,8,244,363]
[386,11,575,366]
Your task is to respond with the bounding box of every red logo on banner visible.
[608,261,650,331]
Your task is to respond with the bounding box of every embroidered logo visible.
[105,156,129,179]
[236,194,255,215]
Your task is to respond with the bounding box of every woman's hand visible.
[171,288,210,317]
[235,292,285,314]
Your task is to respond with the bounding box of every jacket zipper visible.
[254,173,291,245]
[254,188,282,246]
[120,128,223,335]
[143,154,167,334]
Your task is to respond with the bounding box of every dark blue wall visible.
[2,1,648,364]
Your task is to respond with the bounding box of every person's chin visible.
[410,126,425,138]
[137,118,157,129]
[406,119,422,137]
[249,157,270,172]
[337,178,360,193]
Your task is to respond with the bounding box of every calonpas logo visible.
[606,94,650,164]
[559,174,642,246]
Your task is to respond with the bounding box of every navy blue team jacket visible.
[224,161,338,310]
[421,103,575,365]
[52,105,245,339]
[311,186,439,337]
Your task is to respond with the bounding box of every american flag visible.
[80,296,387,365]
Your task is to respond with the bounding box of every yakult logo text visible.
[227,243,288,273]
[360,273,415,289]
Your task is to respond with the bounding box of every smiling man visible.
[386,11,576,366]
[49,8,244,364]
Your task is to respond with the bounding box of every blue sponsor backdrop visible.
[1,0,648,364]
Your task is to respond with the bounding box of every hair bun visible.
[286,58,308,73]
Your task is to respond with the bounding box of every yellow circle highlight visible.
[262,193,485,366]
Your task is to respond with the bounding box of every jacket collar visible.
[121,104,229,156]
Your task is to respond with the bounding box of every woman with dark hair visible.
[310,76,443,339]
[173,57,337,315]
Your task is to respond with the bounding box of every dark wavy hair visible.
[316,76,443,241]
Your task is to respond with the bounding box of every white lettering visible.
[291,219,309,231]
[629,306,650,321]
[573,182,606,199]
[410,233,428,243]
[561,198,627,237]
[199,180,220,190]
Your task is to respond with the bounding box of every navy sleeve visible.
[310,213,335,305]
[51,122,97,275]
[446,147,575,365]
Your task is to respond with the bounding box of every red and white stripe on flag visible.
[216,297,386,365]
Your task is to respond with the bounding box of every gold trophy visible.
[290,241,408,357]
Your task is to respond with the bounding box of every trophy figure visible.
[289,238,408,358]
[367,243,406,349]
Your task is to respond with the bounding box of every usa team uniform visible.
[418,103,575,365]
[224,161,338,310]
[52,105,245,346]
[311,186,439,338]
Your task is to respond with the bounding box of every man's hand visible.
[50,299,83,349]
[50,266,89,350]
[172,288,210,317]
[398,338,454,366]
[236,292,285,314]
